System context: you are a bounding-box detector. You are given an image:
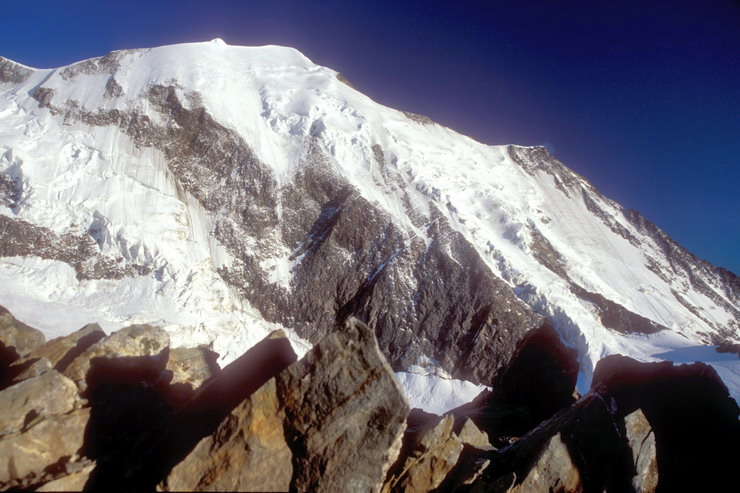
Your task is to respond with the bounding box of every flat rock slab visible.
[22,323,106,373]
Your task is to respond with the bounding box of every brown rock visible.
[624,409,658,493]
[11,357,53,383]
[0,304,45,357]
[507,433,582,493]
[0,408,90,487]
[457,418,492,449]
[22,323,106,372]
[277,318,409,492]
[164,378,291,491]
[384,415,464,492]
[36,462,95,492]
[63,324,169,391]
[165,345,218,390]
[0,370,79,435]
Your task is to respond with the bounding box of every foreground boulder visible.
[165,378,292,491]
[0,370,79,435]
[164,319,410,492]
[63,324,170,391]
[19,323,106,373]
[277,318,410,492]
[0,304,45,358]
[0,408,90,488]
[592,355,739,492]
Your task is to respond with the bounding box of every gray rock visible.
[164,378,291,492]
[624,409,658,493]
[277,318,409,492]
[0,408,90,487]
[457,418,492,449]
[63,324,169,391]
[0,370,79,436]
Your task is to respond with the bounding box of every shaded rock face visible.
[475,390,636,493]
[592,355,739,492]
[277,318,410,492]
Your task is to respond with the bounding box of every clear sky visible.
[2,0,738,273]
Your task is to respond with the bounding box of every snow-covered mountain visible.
[0,40,737,408]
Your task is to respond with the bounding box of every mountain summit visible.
[0,42,737,405]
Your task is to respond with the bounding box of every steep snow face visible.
[0,43,737,405]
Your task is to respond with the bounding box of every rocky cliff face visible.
[0,42,737,401]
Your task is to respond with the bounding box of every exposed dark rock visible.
[570,283,667,335]
[0,56,33,84]
[40,85,540,386]
[592,355,739,492]
[277,318,409,492]
[0,215,151,281]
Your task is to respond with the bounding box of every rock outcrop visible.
[277,318,409,492]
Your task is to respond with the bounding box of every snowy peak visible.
[0,42,737,407]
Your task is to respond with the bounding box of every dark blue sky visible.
[2,1,738,273]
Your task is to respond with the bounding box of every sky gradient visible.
[2,0,738,273]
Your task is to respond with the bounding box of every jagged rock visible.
[63,324,169,391]
[165,345,219,390]
[505,433,581,493]
[0,370,79,435]
[0,408,90,487]
[476,389,635,492]
[624,409,658,493]
[164,378,292,491]
[276,318,409,492]
[0,304,45,358]
[383,414,464,492]
[36,461,95,491]
[490,321,579,432]
[11,356,53,383]
[20,323,106,373]
[456,418,491,449]
[592,355,739,491]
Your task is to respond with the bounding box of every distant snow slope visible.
[0,41,737,410]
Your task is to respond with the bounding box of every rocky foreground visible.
[0,304,737,492]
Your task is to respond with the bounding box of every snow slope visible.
[0,41,737,409]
